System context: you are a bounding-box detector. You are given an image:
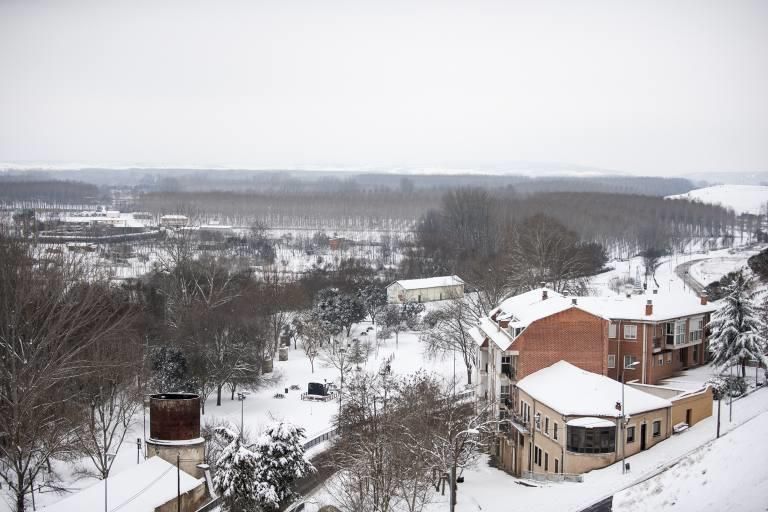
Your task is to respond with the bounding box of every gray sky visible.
[1,0,767,175]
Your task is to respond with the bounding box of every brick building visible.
[472,287,716,423]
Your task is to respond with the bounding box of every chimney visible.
[700,293,708,305]
[571,298,577,305]
[653,289,658,295]
[645,300,653,316]
[542,289,548,301]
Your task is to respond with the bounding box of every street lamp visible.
[237,391,249,440]
[620,360,640,474]
[449,428,480,512]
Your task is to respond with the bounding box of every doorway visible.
[640,423,647,451]
[686,408,692,426]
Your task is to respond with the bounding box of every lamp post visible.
[237,392,248,440]
[621,360,640,474]
[449,428,480,512]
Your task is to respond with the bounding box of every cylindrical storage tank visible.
[149,393,200,441]
[146,393,205,478]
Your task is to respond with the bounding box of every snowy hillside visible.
[667,185,768,215]
[613,411,768,512]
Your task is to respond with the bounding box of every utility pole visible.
[177,453,181,512]
[716,397,721,439]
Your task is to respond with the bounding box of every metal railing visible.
[302,426,339,451]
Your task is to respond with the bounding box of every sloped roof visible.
[388,275,464,290]
[517,361,672,417]
[41,457,203,512]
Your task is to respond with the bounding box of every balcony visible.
[501,364,516,381]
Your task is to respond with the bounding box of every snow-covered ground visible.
[0,322,458,512]
[667,184,768,215]
[613,410,768,512]
[302,385,768,512]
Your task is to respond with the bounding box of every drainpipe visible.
[642,323,647,384]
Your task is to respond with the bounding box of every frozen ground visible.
[667,184,768,215]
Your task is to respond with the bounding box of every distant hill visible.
[667,184,768,215]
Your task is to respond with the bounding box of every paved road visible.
[674,259,708,295]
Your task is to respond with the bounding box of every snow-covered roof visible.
[388,275,464,290]
[477,317,513,351]
[492,288,609,329]
[468,326,486,347]
[517,361,672,417]
[576,291,716,322]
[41,457,203,512]
[490,287,715,328]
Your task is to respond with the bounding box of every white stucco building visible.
[386,275,464,303]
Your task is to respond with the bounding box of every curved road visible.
[674,259,708,295]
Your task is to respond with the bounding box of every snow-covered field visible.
[667,184,768,215]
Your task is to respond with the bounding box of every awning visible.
[566,417,616,428]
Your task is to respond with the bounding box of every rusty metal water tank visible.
[149,393,200,441]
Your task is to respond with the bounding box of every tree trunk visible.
[741,359,746,379]
[230,383,236,401]
[216,385,222,406]
[466,366,472,385]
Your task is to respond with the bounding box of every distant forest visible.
[0,174,742,259]
[0,180,101,205]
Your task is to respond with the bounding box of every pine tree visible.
[213,428,266,512]
[707,271,768,377]
[252,421,315,510]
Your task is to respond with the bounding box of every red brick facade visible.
[514,308,609,380]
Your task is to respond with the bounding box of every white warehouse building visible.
[386,275,464,304]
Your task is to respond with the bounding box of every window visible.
[674,320,686,345]
[500,385,510,402]
[553,422,559,440]
[544,452,549,471]
[567,425,616,454]
[693,345,699,362]
[609,322,617,338]
[544,417,550,435]
[554,459,559,474]
[501,355,514,379]
[624,324,637,340]
[657,355,663,366]
[535,413,542,431]
[624,355,638,370]
[534,446,542,466]
[666,352,672,363]
[627,426,635,443]
[608,354,616,368]
[689,317,703,342]
[652,420,661,437]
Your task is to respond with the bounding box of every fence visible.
[302,426,339,451]
[521,470,583,483]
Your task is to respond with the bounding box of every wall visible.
[515,308,608,381]
[671,387,713,427]
[388,283,464,303]
[146,440,206,478]
[155,482,208,512]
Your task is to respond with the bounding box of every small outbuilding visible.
[386,275,464,304]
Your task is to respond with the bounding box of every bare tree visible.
[0,237,137,512]
[420,298,479,385]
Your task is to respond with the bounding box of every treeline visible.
[401,188,737,306]
[135,189,444,229]
[0,180,100,205]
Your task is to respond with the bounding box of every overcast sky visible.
[1,0,766,175]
